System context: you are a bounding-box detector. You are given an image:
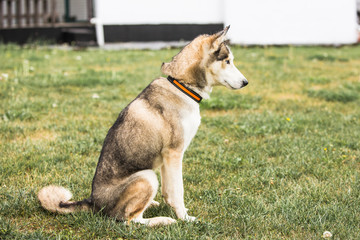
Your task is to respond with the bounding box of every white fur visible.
[37,185,73,213]
[132,216,177,227]
[181,100,201,151]
[159,97,200,222]
[208,50,248,90]
[178,102,200,222]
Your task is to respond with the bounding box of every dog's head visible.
[161,26,248,95]
[206,26,249,90]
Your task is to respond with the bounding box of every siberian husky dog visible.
[38,26,248,227]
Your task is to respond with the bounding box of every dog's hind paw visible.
[141,217,176,227]
[149,200,160,207]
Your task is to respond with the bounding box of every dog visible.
[38,26,248,227]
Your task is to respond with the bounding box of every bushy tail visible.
[38,185,92,214]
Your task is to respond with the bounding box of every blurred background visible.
[0,0,360,46]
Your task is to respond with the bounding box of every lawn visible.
[0,43,359,239]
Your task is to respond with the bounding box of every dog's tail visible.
[38,185,92,214]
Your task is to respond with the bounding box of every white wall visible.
[94,0,358,45]
[94,0,223,25]
[224,0,358,45]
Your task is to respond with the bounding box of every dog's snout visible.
[243,79,248,87]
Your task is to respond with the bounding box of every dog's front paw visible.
[183,214,196,222]
[174,207,197,222]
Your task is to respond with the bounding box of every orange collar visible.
[167,76,202,103]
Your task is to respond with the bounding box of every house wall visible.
[93,0,223,43]
[224,0,358,45]
[94,0,223,25]
[93,0,358,45]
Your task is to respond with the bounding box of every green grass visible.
[1,43,360,239]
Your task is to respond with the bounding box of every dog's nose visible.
[243,79,248,86]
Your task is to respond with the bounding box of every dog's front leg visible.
[161,150,196,221]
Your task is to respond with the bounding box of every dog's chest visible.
[181,107,201,151]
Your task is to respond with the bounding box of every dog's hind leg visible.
[109,170,176,227]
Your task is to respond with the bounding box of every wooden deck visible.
[0,0,93,29]
[0,0,95,45]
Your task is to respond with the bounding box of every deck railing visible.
[0,0,57,29]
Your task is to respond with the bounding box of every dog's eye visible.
[225,60,230,64]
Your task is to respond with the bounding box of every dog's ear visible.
[210,25,230,50]
[214,42,230,61]
[161,62,172,76]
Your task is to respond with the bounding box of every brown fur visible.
[161,27,230,91]
[111,178,154,221]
